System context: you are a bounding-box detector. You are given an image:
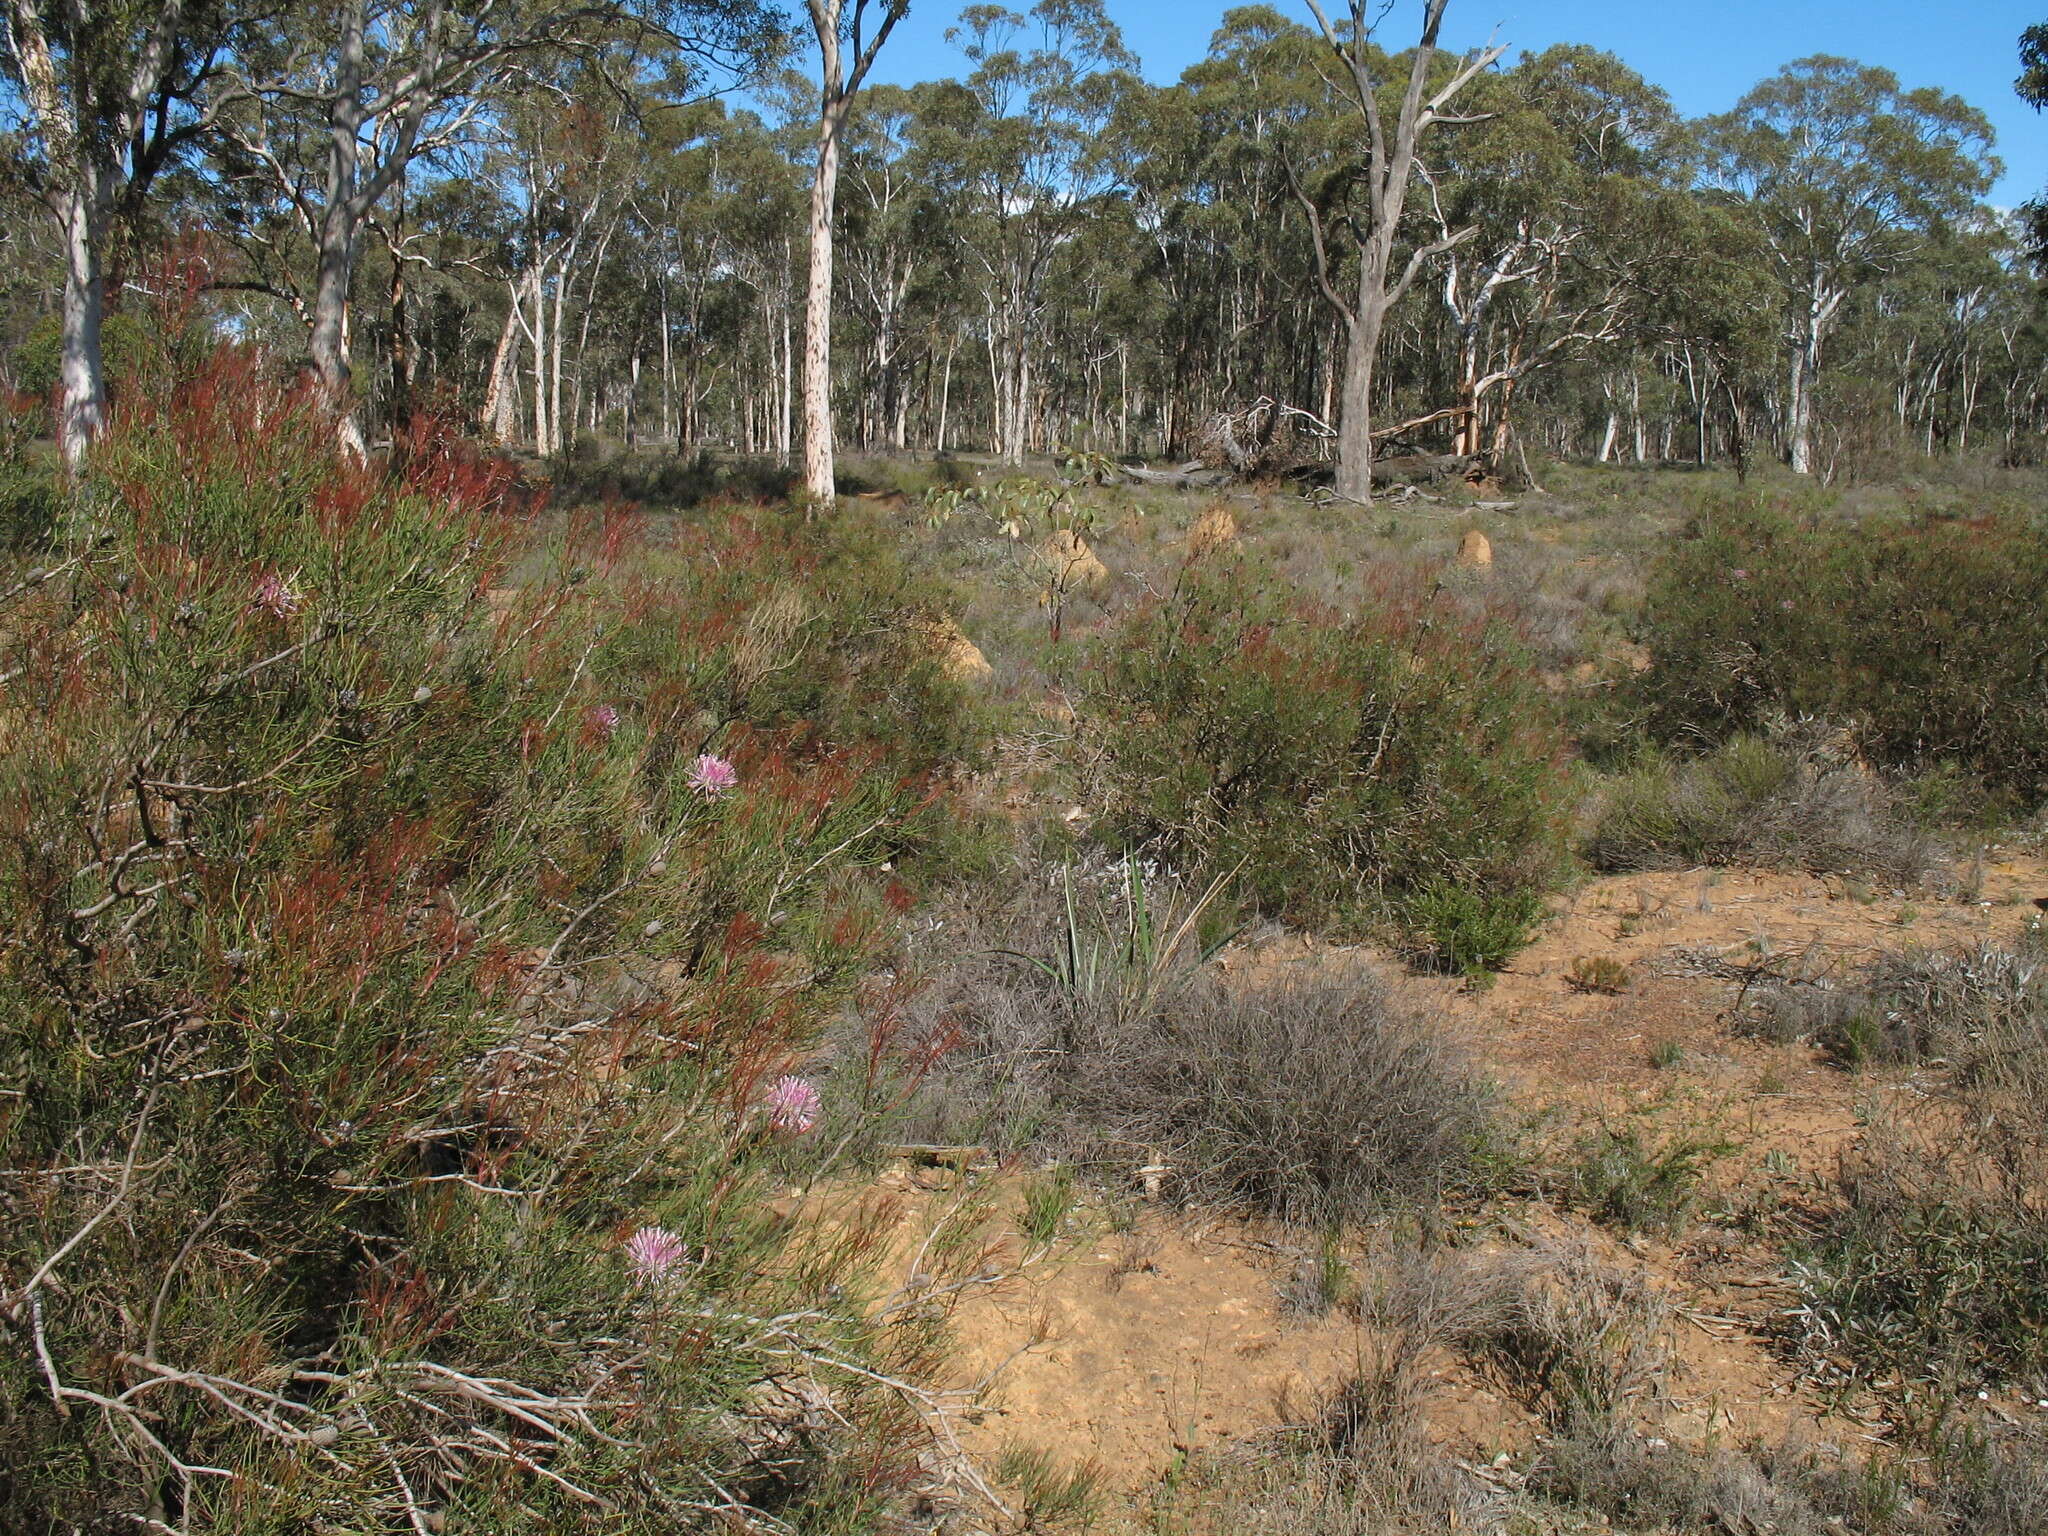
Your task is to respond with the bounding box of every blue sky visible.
[857,0,2047,207]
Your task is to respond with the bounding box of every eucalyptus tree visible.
[1120,8,1333,450]
[1708,56,1996,474]
[799,0,905,500]
[836,82,938,449]
[206,0,778,452]
[2018,21,2048,262]
[2,0,244,466]
[1294,0,1502,502]
[1428,46,1682,464]
[933,0,1135,462]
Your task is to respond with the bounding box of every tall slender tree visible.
[800,0,905,502]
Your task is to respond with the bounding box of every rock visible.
[1456,529,1492,568]
[911,614,993,684]
[1185,504,1238,559]
[1032,527,1110,593]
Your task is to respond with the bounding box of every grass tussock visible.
[1155,1237,2048,1535]
[1765,942,2048,1389]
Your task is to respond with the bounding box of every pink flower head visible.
[1729,568,1750,582]
[764,1075,821,1134]
[251,572,305,618]
[689,753,739,799]
[588,704,620,741]
[625,1224,687,1284]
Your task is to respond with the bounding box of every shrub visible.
[1400,883,1546,977]
[1566,954,1632,994]
[1565,1125,1729,1235]
[1585,722,1936,881]
[1745,942,2041,1066]
[1795,1166,2048,1386]
[1635,498,2048,802]
[0,353,978,1530]
[1078,555,1569,958]
[1061,970,1499,1222]
[1790,946,2048,1386]
[852,866,1498,1223]
[546,446,797,508]
[0,391,59,549]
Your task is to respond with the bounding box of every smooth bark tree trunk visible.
[1787,331,1817,475]
[57,184,107,471]
[484,293,521,445]
[801,101,845,501]
[1786,272,1842,476]
[309,0,370,458]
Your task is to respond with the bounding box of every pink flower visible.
[764,1075,821,1134]
[689,753,739,798]
[1729,568,1750,582]
[588,704,620,741]
[624,1225,687,1283]
[251,572,304,618]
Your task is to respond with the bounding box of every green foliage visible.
[1796,1185,2048,1386]
[998,857,1241,1028]
[0,354,981,1529]
[1020,1165,1077,1248]
[1791,944,2048,1387]
[546,447,799,508]
[1401,884,1546,977]
[1636,500,2048,801]
[0,394,60,548]
[1567,1125,1728,1235]
[1566,954,1632,995]
[992,1441,1103,1532]
[1078,556,1569,956]
[10,311,151,399]
[1586,724,1934,880]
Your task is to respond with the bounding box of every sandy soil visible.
[851,855,2048,1510]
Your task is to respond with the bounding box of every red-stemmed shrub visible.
[0,350,981,1530]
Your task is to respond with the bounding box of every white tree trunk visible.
[801,100,844,501]
[484,291,521,445]
[56,183,107,472]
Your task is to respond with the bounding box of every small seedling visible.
[1566,954,1631,995]
[1021,1165,1077,1248]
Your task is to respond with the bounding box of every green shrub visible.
[0,353,977,1529]
[1078,556,1569,956]
[1586,724,1935,881]
[1566,1125,1729,1235]
[1400,883,1546,976]
[1636,498,2048,801]
[0,392,59,549]
[547,446,797,508]
[1795,1164,2048,1387]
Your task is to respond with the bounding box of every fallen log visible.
[1116,462,1233,489]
